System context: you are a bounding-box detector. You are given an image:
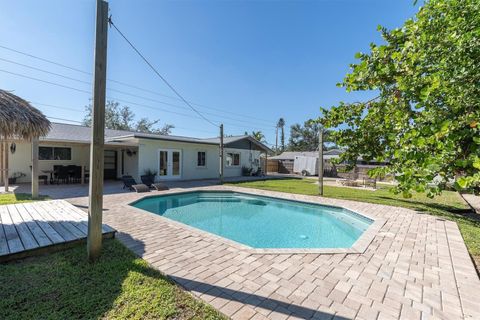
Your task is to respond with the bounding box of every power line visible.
[0,56,275,128]
[1,68,273,130]
[108,18,218,127]
[0,43,275,125]
[0,69,91,94]
[0,45,271,123]
[46,116,84,124]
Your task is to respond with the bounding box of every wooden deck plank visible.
[30,203,78,242]
[49,201,88,234]
[0,205,24,253]
[22,203,65,244]
[16,204,53,247]
[0,210,10,255]
[7,205,38,250]
[35,202,86,239]
[54,200,115,233]
[0,201,115,261]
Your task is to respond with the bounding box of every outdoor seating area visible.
[41,165,89,185]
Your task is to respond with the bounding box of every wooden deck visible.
[0,200,115,262]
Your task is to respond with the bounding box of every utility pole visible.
[275,126,278,155]
[88,0,108,262]
[219,124,224,184]
[318,126,324,196]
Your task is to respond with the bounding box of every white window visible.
[226,152,240,166]
[197,151,206,167]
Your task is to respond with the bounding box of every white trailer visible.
[293,156,318,176]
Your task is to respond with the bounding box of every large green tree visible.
[83,100,174,135]
[319,0,480,196]
[288,120,334,151]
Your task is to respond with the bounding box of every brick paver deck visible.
[67,186,480,319]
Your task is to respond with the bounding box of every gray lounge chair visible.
[122,175,150,193]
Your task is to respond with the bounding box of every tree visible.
[288,120,334,151]
[277,118,286,153]
[247,130,265,142]
[319,0,480,196]
[83,100,174,135]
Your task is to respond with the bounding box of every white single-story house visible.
[6,122,272,184]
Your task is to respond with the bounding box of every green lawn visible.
[0,239,225,320]
[0,193,48,205]
[227,178,480,262]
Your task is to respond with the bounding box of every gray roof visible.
[269,149,344,160]
[40,123,272,153]
[40,122,133,143]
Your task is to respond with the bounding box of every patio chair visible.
[121,175,150,193]
[55,166,70,184]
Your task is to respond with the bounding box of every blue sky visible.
[0,0,419,146]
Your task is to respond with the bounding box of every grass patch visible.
[227,178,480,259]
[0,193,48,205]
[0,239,225,320]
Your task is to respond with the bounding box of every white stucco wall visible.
[136,138,263,181]
[223,147,262,177]
[136,138,220,182]
[7,141,90,183]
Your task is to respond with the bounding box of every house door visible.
[158,149,181,179]
[104,150,117,180]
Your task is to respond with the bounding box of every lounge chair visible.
[122,175,150,193]
[141,175,169,191]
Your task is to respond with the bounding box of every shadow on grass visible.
[0,236,225,320]
[0,238,147,320]
[0,232,341,320]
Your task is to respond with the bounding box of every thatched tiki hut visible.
[0,89,51,198]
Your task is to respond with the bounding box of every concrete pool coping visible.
[128,188,386,255]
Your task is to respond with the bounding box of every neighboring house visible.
[269,149,389,180]
[269,149,344,174]
[7,122,272,183]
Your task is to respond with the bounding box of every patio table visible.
[42,170,54,184]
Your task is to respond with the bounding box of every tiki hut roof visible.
[0,89,51,140]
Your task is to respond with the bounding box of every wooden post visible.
[31,137,39,199]
[0,141,3,186]
[3,142,9,192]
[318,127,323,196]
[219,124,224,184]
[88,0,108,262]
[264,151,268,176]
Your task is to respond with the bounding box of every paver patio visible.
[65,185,480,319]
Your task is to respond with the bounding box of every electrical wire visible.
[0,44,275,124]
[108,17,218,127]
[0,68,273,130]
[0,56,275,128]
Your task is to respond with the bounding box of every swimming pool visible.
[131,191,372,249]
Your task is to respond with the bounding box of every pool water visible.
[132,191,372,249]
